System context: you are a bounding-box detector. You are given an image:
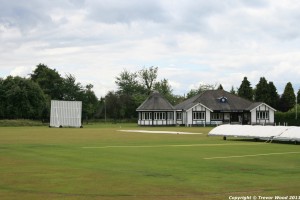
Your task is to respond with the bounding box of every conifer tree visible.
[254,77,269,102]
[238,77,253,101]
[280,82,296,112]
[267,81,279,109]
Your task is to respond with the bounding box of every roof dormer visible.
[218,96,228,103]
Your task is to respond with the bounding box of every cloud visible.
[9,66,34,77]
[1,0,300,97]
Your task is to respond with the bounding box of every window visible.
[211,113,223,120]
[154,112,165,120]
[257,111,269,120]
[142,112,152,120]
[176,112,182,120]
[167,112,174,120]
[193,112,205,120]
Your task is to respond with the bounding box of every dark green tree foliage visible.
[62,74,83,101]
[268,82,279,109]
[217,84,223,90]
[154,78,175,104]
[81,84,99,121]
[297,89,300,104]
[0,78,5,118]
[30,63,64,100]
[254,77,269,102]
[104,91,122,119]
[238,77,253,101]
[280,82,296,112]
[1,76,45,119]
[230,86,236,95]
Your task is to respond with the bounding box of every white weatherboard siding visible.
[50,100,82,128]
[250,104,276,124]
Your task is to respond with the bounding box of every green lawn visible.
[0,124,299,200]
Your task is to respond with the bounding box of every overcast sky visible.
[1,0,300,97]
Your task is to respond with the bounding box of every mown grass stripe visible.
[82,143,264,149]
[203,151,300,160]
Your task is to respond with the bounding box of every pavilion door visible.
[230,113,242,123]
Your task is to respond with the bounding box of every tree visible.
[30,63,64,100]
[279,82,296,112]
[81,84,99,122]
[186,83,216,99]
[254,77,269,103]
[268,82,279,109]
[2,76,46,119]
[104,91,122,119]
[115,69,142,95]
[230,86,236,95]
[297,89,300,104]
[217,84,223,90]
[0,78,5,118]
[154,78,176,104]
[62,74,83,101]
[138,66,158,95]
[238,77,253,101]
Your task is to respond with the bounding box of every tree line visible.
[235,77,299,112]
[0,64,299,121]
[0,64,99,121]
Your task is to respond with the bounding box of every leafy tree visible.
[0,78,5,118]
[30,63,64,100]
[62,74,83,101]
[153,78,175,104]
[138,66,158,94]
[186,83,216,99]
[238,77,253,101]
[279,82,296,112]
[104,91,122,119]
[81,84,99,122]
[2,76,46,119]
[115,69,142,95]
[217,84,223,90]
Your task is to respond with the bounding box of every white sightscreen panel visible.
[208,125,291,140]
[50,100,82,127]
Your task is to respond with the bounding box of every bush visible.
[275,105,300,126]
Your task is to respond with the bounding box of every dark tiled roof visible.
[175,90,253,111]
[136,91,174,111]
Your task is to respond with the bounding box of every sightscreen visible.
[50,100,82,128]
[208,124,300,141]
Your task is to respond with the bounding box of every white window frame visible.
[257,111,269,120]
[176,112,182,120]
[193,111,205,120]
[167,112,174,120]
[142,112,152,120]
[211,113,223,120]
[154,112,165,120]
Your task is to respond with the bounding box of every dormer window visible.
[219,97,228,103]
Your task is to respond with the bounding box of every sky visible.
[1,0,300,98]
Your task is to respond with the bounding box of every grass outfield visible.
[0,124,299,200]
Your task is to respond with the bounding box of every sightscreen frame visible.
[50,100,82,128]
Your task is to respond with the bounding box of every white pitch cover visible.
[50,100,82,128]
[208,124,300,141]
